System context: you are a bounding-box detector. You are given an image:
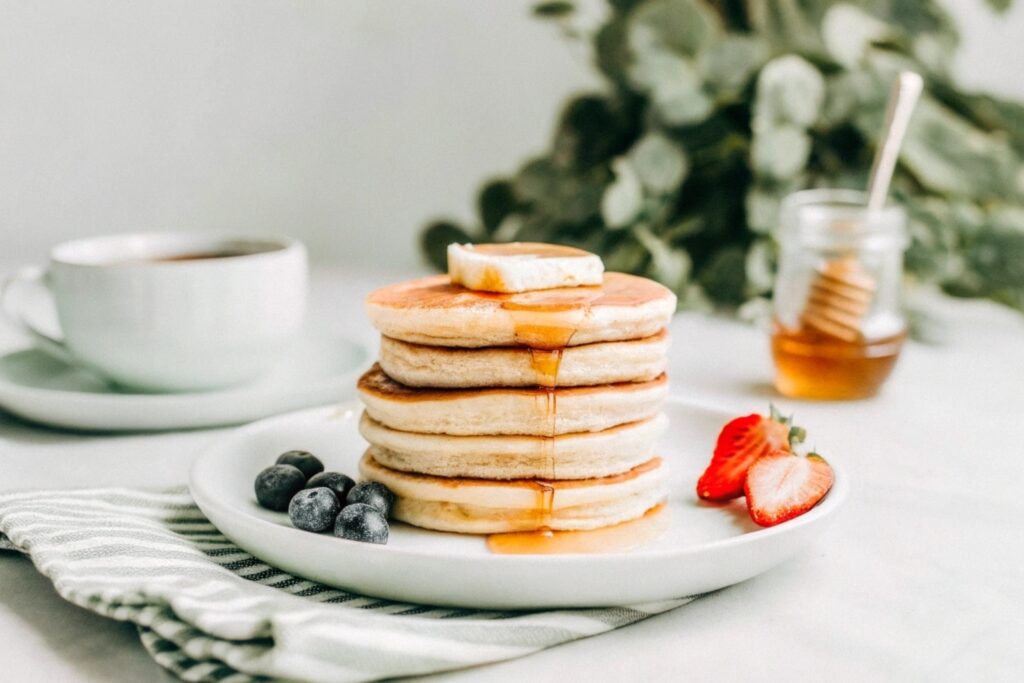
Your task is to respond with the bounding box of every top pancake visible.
[366,272,676,349]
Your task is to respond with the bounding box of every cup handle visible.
[1,265,75,363]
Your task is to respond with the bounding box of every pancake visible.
[357,364,668,436]
[365,272,676,349]
[378,330,669,388]
[360,412,668,480]
[360,453,668,533]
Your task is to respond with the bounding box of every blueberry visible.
[334,503,389,544]
[346,482,395,517]
[275,450,324,480]
[254,464,306,511]
[288,487,342,532]
[305,471,355,502]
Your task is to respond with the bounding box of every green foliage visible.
[533,1,576,17]
[421,0,1024,316]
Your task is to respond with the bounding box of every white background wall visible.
[1,0,1022,269]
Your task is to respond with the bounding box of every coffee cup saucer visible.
[0,335,368,432]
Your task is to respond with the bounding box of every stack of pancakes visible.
[357,270,677,534]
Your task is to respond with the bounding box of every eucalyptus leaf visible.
[627,0,721,58]
[595,17,631,83]
[677,282,713,313]
[912,33,957,77]
[601,158,644,228]
[558,173,606,224]
[492,214,525,243]
[514,159,558,205]
[697,246,748,306]
[602,233,649,272]
[896,96,1022,200]
[821,70,882,128]
[421,221,474,271]
[634,224,691,290]
[629,132,689,194]
[533,1,575,18]
[737,296,773,329]
[821,3,891,68]
[745,238,776,294]
[697,35,769,95]
[663,216,703,241]
[653,81,714,127]
[478,180,518,234]
[745,187,783,234]
[958,226,1024,307]
[754,55,825,129]
[627,49,713,126]
[751,124,812,180]
[552,95,624,170]
[747,0,824,54]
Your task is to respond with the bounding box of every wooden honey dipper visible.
[800,71,923,342]
[801,254,876,342]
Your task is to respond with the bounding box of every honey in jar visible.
[771,190,909,400]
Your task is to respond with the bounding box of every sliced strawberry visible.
[744,451,834,527]
[696,407,798,501]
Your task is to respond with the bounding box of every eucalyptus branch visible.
[422,0,1024,320]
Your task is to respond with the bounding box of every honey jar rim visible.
[776,189,908,251]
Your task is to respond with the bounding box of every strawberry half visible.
[696,405,802,501]
[744,451,834,527]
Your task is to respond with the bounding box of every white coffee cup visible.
[1,233,308,392]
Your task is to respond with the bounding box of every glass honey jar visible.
[771,189,909,400]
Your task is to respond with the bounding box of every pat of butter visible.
[447,242,604,293]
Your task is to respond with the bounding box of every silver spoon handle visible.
[866,71,924,212]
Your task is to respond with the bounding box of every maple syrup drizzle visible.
[503,297,596,524]
[487,503,669,555]
[530,482,556,529]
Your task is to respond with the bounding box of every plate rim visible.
[0,337,368,404]
[189,396,849,566]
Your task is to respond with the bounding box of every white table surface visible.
[1,265,1023,682]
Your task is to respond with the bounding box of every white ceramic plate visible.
[0,336,367,432]
[190,397,848,609]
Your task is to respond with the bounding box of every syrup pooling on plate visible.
[487,503,669,555]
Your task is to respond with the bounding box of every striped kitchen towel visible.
[0,488,694,682]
